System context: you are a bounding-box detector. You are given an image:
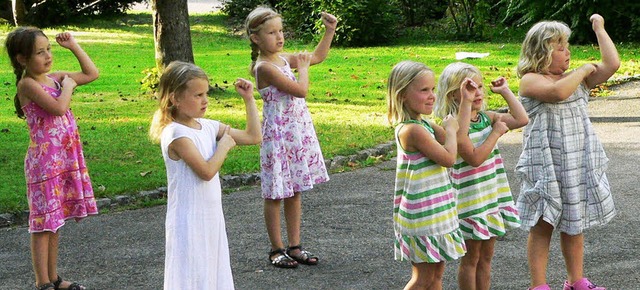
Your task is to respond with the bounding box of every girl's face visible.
[549,40,571,74]
[454,75,485,112]
[403,72,436,118]
[24,35,52,75]
[252,17,284,54]
[173,78,210,121]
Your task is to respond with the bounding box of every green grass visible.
[0,12,638,214]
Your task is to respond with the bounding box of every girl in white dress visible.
[149,61,261,289]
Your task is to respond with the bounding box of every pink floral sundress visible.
[257,57,329,200]
[23,76,98,233]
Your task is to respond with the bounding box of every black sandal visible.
[286,245,319,265]
[35,283,55,290]
[53,275,85,290]
[268,248,298,268]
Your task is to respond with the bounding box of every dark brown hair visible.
[5,26,47,118]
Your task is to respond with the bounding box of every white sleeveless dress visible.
[161,119,234,289]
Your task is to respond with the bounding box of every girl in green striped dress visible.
[434,62,529,290]
[387,60,467,290]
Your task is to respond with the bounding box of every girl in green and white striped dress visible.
[387,60,467,290]
[434,62,529,290]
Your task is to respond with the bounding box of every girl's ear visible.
[169,92,178,107]
[249,33,260,45]
[16,54,27,67]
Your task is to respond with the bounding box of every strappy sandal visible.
[286,245,319,265]
[268,248,298,268]
[53,275,85,290]
[35,283,55,290]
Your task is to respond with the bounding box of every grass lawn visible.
[1,12,638,214]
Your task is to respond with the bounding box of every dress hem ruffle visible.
[394,229,467,263]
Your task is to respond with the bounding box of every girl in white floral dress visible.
[245,6,336,268]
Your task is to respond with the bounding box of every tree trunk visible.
[151,0,194,69]
[11,0,26,26]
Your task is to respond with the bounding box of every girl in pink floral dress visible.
[245,6,337,268]
[5,27,99,290]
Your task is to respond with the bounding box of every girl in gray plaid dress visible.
[515,14,618,290]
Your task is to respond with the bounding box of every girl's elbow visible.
[250,134,262,145]
[199,172,216,181]
[52,107,68,116]
[294,89,308,98]
[441,158,457,168]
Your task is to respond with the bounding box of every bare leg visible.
[476,238,496,290]
[264,199,284,259]
[528,219,554,288]
[405,261,444,290]
[560,232,584,284]
[283,192,301,248]
[31,232,51,287]
[458,239,481,290]
[47,231,60,283]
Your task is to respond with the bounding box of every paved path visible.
[1,97,639,289]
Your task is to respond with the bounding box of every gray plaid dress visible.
[515,83,616,235]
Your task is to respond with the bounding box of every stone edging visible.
[0,142,396,229]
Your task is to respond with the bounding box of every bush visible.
[221,0,279,26]
[398,0,448,27]
[278,0,402,47]
[501,0,640,44]
[5,0,140,27]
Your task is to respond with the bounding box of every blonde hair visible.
[244,6,281,74]
[149,61,209,143]
[434,62,483,119]
[517,21,571,77]
[387,61,434,125]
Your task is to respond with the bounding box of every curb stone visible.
[0,142,395,229]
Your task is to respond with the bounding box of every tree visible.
[11,0,26,25]
[151,0,194,69]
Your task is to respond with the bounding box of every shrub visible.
[140,66,160,95]
[501,0,640,44]
[6,0,139,27]
[278,0,402,47]
[221,0,279,26]
[398,0,448,27]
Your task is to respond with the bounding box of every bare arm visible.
[458,114,508,167]
[50,32,99,86]
[400,116,458,168]
[169,126,236,181]
[455,78,506,167]
[18,75,76,116]
[518,65,595,103]
[489,77,528,129]
[431,119,447,145]
[584,14,620,89]
[257,53,311,98]
[220,78,262,145]
[310,12,337,65]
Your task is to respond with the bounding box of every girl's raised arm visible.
[258,52,311,98]
[310,12,337,65]
[400,116,458,168]
[456,78,505,167]
[489,77,528,129]
[518,64,595,103]
[170,126,236,181]
[51,32,99,86]
[224,78,262,145]
[584,14,620,89]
